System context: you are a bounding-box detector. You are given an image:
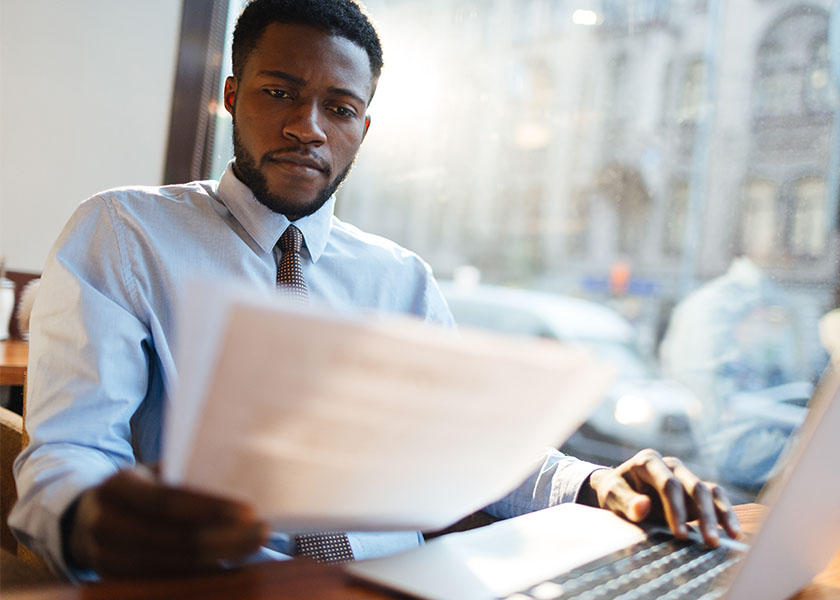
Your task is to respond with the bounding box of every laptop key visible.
[530,581,565,599]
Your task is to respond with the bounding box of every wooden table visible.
[4,505,839,599]
[0,340,28,386]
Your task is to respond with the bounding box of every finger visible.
[664,457,719,546]
[138,462,161,478]
[627,452,688,538]
[99,470,256,525]
[90,503,269,559]
[596,470,653,523]
[194,520,271,561]
[711,484,744,540]
[90,542,229,578]
[98,523,268,567]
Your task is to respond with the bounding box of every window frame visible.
[163,0,230,185]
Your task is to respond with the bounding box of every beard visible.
[231,121,354,221]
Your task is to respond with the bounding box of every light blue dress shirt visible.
[10,164,601,577]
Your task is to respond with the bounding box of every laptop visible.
[346,366,840,600]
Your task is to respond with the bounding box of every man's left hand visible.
[578,449,743,546]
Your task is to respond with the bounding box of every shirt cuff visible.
[550,459,607,506]
[10,445,118,580]
[482,449,606,519]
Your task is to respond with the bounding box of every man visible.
[11,0,740,580]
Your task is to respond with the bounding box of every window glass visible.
[679,59,705,123]
[741,179,778,259]
[792,176,827,257]
[215,0,840,502]
[754,7,833,119]
[664,181,689,256]
[807,39,834,111]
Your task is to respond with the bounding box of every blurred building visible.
[336,0,839,363]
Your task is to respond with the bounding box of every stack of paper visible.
[162,281,612,532]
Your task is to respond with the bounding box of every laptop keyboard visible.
[503,531,745,600]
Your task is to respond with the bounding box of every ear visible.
[223,77,237,116]
[362,114,372,140]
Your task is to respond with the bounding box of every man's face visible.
[224,23,376,220]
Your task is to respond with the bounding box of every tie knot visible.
[279,225,304,254]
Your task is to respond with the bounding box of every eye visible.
[264,89,292,99]
[329,105,356,119]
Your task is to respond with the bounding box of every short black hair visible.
[232,0,383,81]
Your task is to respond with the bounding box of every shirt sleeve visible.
[482,449,606,519]
[9,196,152,578]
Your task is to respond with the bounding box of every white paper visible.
[163,279,613,532]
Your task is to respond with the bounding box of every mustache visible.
[261,147,330,174]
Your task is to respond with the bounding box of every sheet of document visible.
[162,280,613,533]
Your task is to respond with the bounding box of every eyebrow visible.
[257,70,368,106]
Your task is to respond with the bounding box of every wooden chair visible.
[0,404,23,554]
[0,403,55,586]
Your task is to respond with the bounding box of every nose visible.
[282,102,327,146]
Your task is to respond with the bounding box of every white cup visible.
[0,278,15,340]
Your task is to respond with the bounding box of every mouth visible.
[264,153,328,176]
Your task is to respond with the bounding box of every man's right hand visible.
[65,468,269,577]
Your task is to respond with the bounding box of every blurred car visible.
[439,281,703,465]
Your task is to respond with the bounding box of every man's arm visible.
[481,447,741,547]
[10,197,267,578]
[10,197,155,576]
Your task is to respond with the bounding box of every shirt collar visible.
[217,162,334,262]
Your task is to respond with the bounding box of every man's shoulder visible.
[59,179,226,250]
[327,216,454,325]
[329,216,430,271]
[87,179,219,210]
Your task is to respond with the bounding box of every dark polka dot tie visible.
[295,531,355,564]
[277,226,354,562]
[276,225,309,304]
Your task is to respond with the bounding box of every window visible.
[791,176,827,258]
[664,181,689,256]
[595,163,651,256]
[740,176,829,262]
[753,7,832,120]
[601,0,671,30]
[741,179,779,260]
[203,0,840,502]
[678,58,705,123]
[805,38,835,112]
